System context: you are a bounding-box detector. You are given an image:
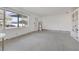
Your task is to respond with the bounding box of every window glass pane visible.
[19,16,23,27]
[5,10,18,29]
[19,16,28,27]
[0,9,4,30]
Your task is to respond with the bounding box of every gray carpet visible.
[0,30,79,51]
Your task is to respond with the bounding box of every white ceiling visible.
[22,7,72,16]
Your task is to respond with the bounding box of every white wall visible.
[0,8,40,40]
[40,13,72,31]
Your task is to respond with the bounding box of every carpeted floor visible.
[0,30,79,51]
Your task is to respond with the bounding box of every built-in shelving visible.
[71,8,79,41]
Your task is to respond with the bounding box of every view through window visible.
[19,16,28,27]
[0,9,29,29]
[5,10,18,29]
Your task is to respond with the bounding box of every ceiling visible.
[7,7,73,17]
[22,7,72,16]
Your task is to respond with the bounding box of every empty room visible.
[0,7,79,51]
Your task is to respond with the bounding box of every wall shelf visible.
[71,8,79,41]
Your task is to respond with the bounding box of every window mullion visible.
[3,9,5,30]
[17,15,19,27]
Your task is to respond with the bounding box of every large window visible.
[0,9,29,29]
